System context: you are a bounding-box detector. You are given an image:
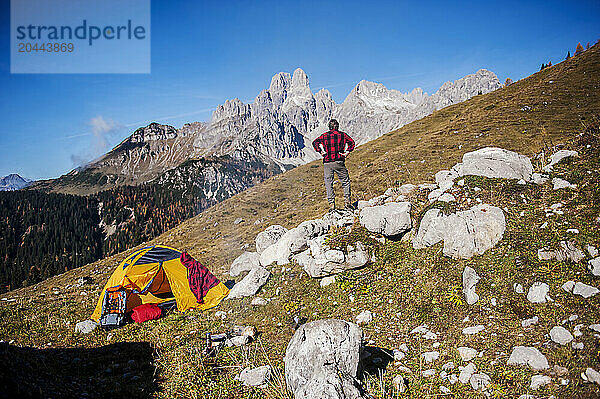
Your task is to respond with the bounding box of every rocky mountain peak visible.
[129,122,178,143]
[0,174,30,191]
[291,68,310,91]
[269,72,292,93]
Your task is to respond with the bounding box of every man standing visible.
[312,119,355,210]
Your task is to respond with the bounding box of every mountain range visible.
[30,68,501,195]
[0,174,30,191]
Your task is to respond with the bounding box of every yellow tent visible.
[91,245,229,322]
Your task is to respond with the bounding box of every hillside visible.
[1,45,599,398]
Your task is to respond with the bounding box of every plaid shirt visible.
[312,130,356,163]
[180,252,220,304]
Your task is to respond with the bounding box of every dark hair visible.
[328,119,339,131]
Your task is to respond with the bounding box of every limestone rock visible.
[457,347,478,362]
[530,375,551,390]
[585,367,600,385]
[572,282,599,298]
[356,310,373,325]
[588,257,600,276]
[552,178,576,190]
[527,282,550,303]
[461,147,533,181]
[255,225,288,254]
[421,351,440,363]
[459,363,477,384]
[507,346,549,371]
[550,326,574,345]
[462,266,481,305]
[470,373,491,391]
[462,325,485,335]
[413,204,505,259]
[284,319,367,399]
[543,150,578,172]
[227,267,270,299]
[75,320,98,334]
[230,251,261,277]
[359,202,412,237]
[237,365,272,387]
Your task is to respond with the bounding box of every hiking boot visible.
[344,200,355,211]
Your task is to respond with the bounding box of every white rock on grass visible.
[251,297,268,306]
[439,385,451,394]
[521,316,539,328]
[236,365,272,387]
[75,320,98,334]
[470,373,491,391]
[227,267,270,299]
[588,257,600,276]
[562,280,575,292]
[543,150,578,172]
[421,351,440,363]
[527,282,551,303]
[584,367,600,385]
[359,202,412,237]
[555,241,585,263]
[517,395,537,399]
[552,178,577,190]
[507,346,549,371]
[355,310,373,325]
[530,374,551,390]
[422,369,436,378]
[320,276,336,287]
[413,204,505,259]
[461,147,533,181]
[532,173,549,184]
[457,347,478,362]
[229,251,261,277]
[587,245,599,257]
[514,283,525,294]
[572,282,599,298]
[459,363,477,384]
[550,326,574,345]
[462,325,485,335]
[255,225,288,254]
[284,319,367,399]
[462,266,481,305]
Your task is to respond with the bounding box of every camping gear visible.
[91,245,230,322]
[131,303,162,323]
[99,286,128,329]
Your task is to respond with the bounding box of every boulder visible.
[359,202,412,237]
[227,267,270,299]
[229,251,261,277]
[413,204,505,259]
[237,365,272,387]
[572,282,599,298]
[284,319,367,399]
[459,363,477,384]
[549,326,573,345]
[260,219,329,266]
[300,240,369,278]
[585,367,600,385]
[527,282,550,303]
[75,320,98,334]
[255,225,288,254]
[507,346,549,371]
[462,266,480,305]
[437,193,456,202]
[461,147,533,181]
[531,173,549,185]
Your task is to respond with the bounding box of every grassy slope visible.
[1,45,599,398]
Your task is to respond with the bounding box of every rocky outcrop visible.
[227,267,270,299]
[255,225,288,254]
[229,252,261,277]
[296,239,369,278]
[285,319,367,399]
[413,204,505,259]
[460,147,534,181]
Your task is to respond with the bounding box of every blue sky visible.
[0,0,598,180]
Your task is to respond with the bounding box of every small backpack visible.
[99,286,128,329]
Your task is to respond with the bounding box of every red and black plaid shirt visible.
[180,252,220,304]
[312,130,355,163]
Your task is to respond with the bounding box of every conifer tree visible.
[575,42,584,55]
[505,77,513,86]
[566,51,570,59]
